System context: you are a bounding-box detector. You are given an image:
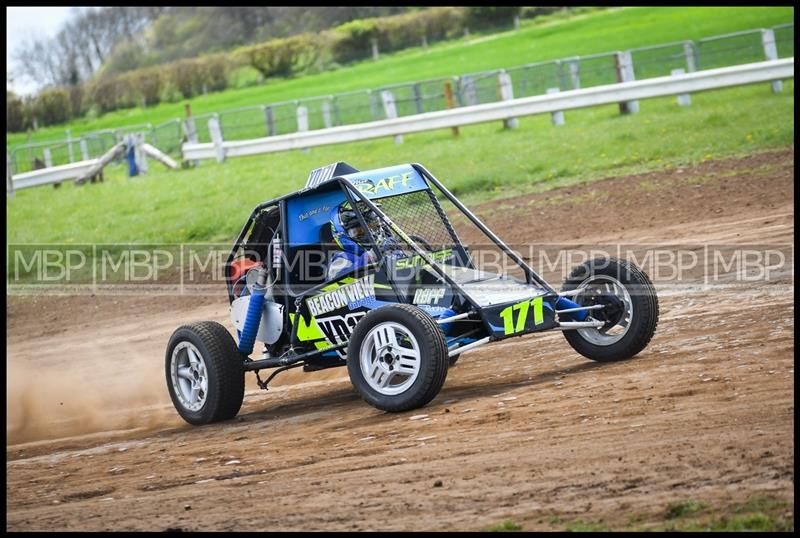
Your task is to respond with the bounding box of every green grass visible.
[556,496,793,532]
[7,80,794,250]
[658,497,794,532]
[486,520,523,532]
[665,499,709,519]
[6,6,793,148]
[564,519,610,532]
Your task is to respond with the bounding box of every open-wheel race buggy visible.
[166,162,659,425]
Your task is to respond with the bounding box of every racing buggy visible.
[166,162,659,425]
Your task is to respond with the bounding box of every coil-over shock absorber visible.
[237,265,268,355]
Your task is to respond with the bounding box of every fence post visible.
[183,103,199,167]
[322,99,333,129]
[44,148,53,168]
[413,83,424,114]
[380,91,403,145]
[80,139,89,161]
[443,80,459,137]
[296,105,309,153]
[7,152,15,198]
[546,88,565,126]
[567,57,581,89]
[421,34,428,49]
[66,129,75,163]
[556,60,568,90]
[513,15,520,30]
[683,40,698,72]
[208,116,225,163]
[671,69,692,106]
[263,105,276,136]
[371,37,379,60]
[761,28,782,93]
[461,75,477,106]
[331,96,341,126]
[497,70,518,129]
[614,51,639,114]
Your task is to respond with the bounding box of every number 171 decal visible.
[498,296,545,335]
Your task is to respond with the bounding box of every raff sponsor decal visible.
[307,274,376,316]
[413,288,446,305]
[351,172,415,196]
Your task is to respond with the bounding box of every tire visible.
[165,321,245,425]
[347,304,449,412]
[561,257,659,362]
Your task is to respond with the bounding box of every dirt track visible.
[6,149,794,531]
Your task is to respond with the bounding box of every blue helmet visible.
[329,202,381,256]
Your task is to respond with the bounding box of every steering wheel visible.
[407,234,436,252]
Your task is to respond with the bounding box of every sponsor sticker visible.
[298,205,330,221]
[413,288,446,305]
[351,172,415,196]
[306,274,376,316]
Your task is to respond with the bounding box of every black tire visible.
[165,321,245,425]
[561,257,659,362]
[347,304,449,412]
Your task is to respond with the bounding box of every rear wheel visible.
[347,304,448,412]
[165,321,245,425]
[561,257,659,362]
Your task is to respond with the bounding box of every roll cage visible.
[225,163,592,372]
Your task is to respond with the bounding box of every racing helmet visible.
[329,202,384,256]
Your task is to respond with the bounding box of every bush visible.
[332,8,467,63]
[142,67,164,106]
[521,6,568,19]
[86,77,120,113]
[169,59,204,98]
[466,7,521,30]
[114,72,140,109]
[32,87,72,126]
[234,34,322,80]
[6,91,28,133]
[198,53,230,93]
[331,18,380,63]
[416,7,467,42]
[68,85,85,118]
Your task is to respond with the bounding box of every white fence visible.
[9,159,100,191]
[181,58,794,162]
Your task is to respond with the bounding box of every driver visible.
[326,202,401,280]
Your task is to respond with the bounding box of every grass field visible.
[6,6,793,148]
[7,80,794,249]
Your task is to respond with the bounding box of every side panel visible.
[482,295,560,339]
[288,265,399,359]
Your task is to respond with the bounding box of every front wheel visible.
[561,257,659,362]
[347,304,449,412]
[165,321,245,425]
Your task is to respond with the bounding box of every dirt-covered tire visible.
[165,321,245,425]
[347,304,449,412]
[561,257,659,362]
